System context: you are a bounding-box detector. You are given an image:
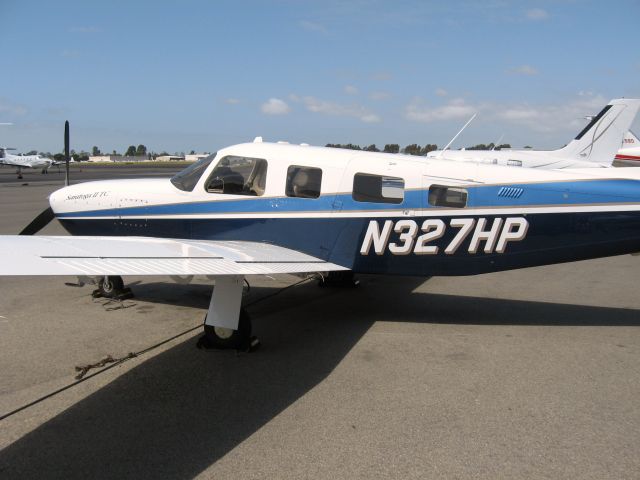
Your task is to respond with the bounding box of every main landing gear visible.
[84,274,258,352]
[318,271,360,288]
[94,275,132,299]
[196,275,260,352]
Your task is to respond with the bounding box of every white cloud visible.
[405,97,476,122]
[61,50,80,58]
[261,98,291,115]
[0,98,28,116]
[405,93,610,133]
[526,8,549,21]
[371,71,393,81]
[344,85,359,95]
[69,26,102,33]
[370,91,391,101]
[491,94,608,132]
[299,20,328,34]
[360,114,382,123]
[507,64,539,76]
[225,98,241,105]
[302,96,381,123]
[435,88,448,97]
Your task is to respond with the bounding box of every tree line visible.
[27,144,190,162]
[326,142,511,155]
[26,142,514,162]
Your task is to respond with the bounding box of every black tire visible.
[200,308,252,350]
[99,276,125,298]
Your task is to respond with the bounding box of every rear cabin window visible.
[428,185,468,208]
[286,166,322,198]
[352,173,404,204]
[204,155,267,196]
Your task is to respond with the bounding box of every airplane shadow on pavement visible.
[1,275,638,479]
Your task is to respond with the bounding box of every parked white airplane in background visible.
[615,131,640,165]
[427,98,640,169]
[0,147,57,179]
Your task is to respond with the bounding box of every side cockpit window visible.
[205,155,268,196]
[286,166,322,198]
[352,173,404,204]
[428,185,468,208]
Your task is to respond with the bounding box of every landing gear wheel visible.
[318,271,360,288]
[198,308,258,351]
[98,275,125,298]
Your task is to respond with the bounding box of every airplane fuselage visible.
[0,153,52,169]
[49,142,640,277]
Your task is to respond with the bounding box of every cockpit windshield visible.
[170,153,217,191]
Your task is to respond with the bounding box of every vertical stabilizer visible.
[554,98,640,165]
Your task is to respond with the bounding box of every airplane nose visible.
[48,186,69,215]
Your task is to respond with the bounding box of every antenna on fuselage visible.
[438,113,477,157]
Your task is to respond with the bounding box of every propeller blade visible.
[64,120,70,186]
[19,207,55,235]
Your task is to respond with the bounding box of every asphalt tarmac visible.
[0,169,639,479]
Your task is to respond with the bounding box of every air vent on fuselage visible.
[498,187,524,198]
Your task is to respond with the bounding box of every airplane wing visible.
[0,236,348,276]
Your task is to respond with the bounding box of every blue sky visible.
[1,0,638,153]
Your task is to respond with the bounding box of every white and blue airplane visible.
[427,98,640,169]
[2,135,640,350]
[0,147,57,179]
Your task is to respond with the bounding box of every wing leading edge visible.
[0,236,349,276]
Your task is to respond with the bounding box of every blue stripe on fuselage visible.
[58,209,640,276]
[55,178,640,218]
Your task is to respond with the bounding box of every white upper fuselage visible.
[49,141,640,218]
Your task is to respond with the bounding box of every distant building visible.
[88,155,144,163]
[185,153,208,162]
[155,155,185,162]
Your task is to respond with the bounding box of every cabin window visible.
[170,153,217,192]
[507,159,522,167]
[286,166,322,198]
[204,155,268,196]
[428,185,468,208]
[352,173,404,204]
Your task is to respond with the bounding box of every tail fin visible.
[554,98,640,165]
[622,130,640,149]
[0,147,15,160]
